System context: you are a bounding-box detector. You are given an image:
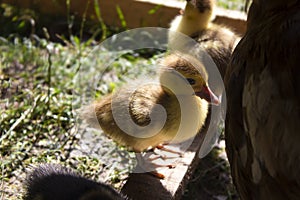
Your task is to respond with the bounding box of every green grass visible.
[177,0,246,11]
[216,0,246,11]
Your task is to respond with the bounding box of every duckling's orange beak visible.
[195,85,220,105]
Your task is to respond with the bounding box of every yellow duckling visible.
[169,0,240,78]
[81,53,219,153]
[170,0,214,37]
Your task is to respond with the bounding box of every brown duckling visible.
[23,164,126,200]
[169,0,240,79]
[81,53,219,153]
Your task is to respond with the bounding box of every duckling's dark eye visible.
[186,78,196,85]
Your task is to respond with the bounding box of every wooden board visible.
[121,124,208,200]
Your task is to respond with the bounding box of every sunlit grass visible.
[216,0,246,11]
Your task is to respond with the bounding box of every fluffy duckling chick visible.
[170,0,214,37]
[169,0,240,79]
[82,53,219,153]
[23,164,126,200]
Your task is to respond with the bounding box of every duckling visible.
[81,53,219,153]
[169,0,214,37]
[169,0,240,79]
[168,0,238,157]
[23,164,126,200]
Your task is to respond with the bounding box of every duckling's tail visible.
[79,104,101,129]
[79,94,114,129]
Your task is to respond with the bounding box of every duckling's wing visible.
[128,84,165,127]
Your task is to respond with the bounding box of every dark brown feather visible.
[24,164,125,200]
[225,1,300,199]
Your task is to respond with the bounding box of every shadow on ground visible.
[183,139,239,200]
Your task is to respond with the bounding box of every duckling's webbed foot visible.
[155,144,184,157]
[135,148,180,179]
[136,152,177,168]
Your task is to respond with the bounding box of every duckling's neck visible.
[160,86,209,143]
[170,2,213,36]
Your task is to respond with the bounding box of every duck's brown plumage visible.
[225,1,300,199]
[82,53,217,152]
